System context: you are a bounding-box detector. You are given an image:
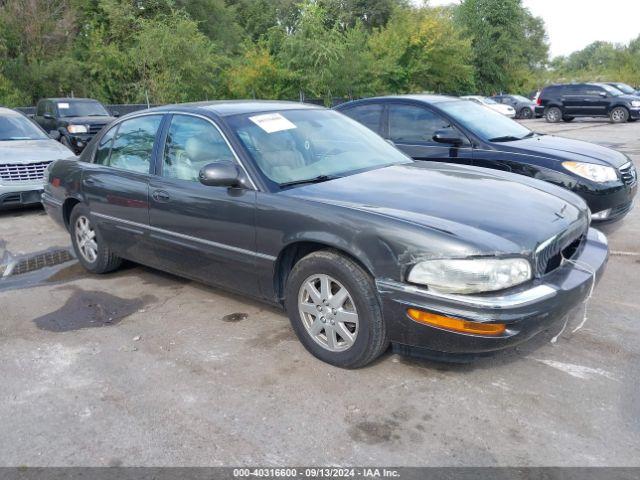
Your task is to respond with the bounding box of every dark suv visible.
[535,83,640,123]
[34,98,117,153]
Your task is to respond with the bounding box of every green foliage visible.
[0,0,638,108]
[456,0,548,94]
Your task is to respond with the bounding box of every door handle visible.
[152,190,170,202]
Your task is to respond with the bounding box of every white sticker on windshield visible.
[249,113,296,133]
[58,102,70,109]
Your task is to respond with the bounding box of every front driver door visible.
[148,113,258,296]
[385,103,473,165]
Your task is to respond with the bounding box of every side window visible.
[584,86,605,96]
[45,102,56,116]
[108,115,162,173]
[162,115,235,182]
[341,104,383,134]
[94,126,118,165]
[36,101,45,116]
[388,104,449,143]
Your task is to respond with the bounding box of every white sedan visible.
[461,95,516,118]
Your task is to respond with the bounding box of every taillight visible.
[536,96,542,105]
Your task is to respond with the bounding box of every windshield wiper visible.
[488,135,522,142]
[279,174,339,188]
[521,131,536,139]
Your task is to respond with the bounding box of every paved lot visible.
[1,118,639,466]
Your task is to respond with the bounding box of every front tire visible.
[545,106,562,123]
[285,250,388,368]
[610,106,629,123]
[70,204,122,274]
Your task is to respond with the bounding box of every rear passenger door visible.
[385,103,473,165]
[82,114,164,261]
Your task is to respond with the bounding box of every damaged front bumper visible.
[377,228,608,356]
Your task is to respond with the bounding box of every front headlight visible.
[562,161,618,182]
[66,124,88,134]
[631,100,640,107]
[407,258,532,294]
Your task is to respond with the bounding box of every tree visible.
[456,0,548,94]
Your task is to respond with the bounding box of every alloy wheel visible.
[298,274,359,352]
[75,215,98,263]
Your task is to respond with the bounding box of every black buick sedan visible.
[42,101,608,367]
[336,95,637,223]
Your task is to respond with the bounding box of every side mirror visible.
[48,130,61,140]
[112,111,120,118]
[199,161,241,187]
[433,128,463,146]
[43,113,54,120]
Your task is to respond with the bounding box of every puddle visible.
[33,286,156,332]
[222,312,248,322]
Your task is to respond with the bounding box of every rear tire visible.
[545,107,562,123]
[610,106,629,123]
[519,108,533,119]
[70,204,122,274]
[284,250,388,368]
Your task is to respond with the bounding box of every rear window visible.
[541,86,562,97]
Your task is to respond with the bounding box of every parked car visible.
[491,94,537,119]
[605,82,639,96]
[33,98,117,154]
[535,83,640,123]
[461,95,516,118]
[0,107,73,209]
[335,95,637,223]
[42,101,608,367]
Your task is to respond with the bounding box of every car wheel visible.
[519,108,533,119]
[70,204,122,274]
[545,107,562,123]
[285,250,388,368]
[610,106,629,123]
[562,116,575,122]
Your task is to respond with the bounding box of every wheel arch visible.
[272,239,375,305]
[62,197,82,231]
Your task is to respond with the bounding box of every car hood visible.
[60,115,115,125]
[0,139,74,163]
[502,134,629,168]
[281,163,588,255]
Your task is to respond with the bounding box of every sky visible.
[426,0,640,58]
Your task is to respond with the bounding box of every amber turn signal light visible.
[407,308,506,336]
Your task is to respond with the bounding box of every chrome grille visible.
[535,219,588,276]
[0,161,51,183]
[620,162,637,186]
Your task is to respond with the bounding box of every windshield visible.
[0,114,48,141]
[227,109,411,187]
[439,100,532,142]
[482,97,498,104]
[612,83,635,94]
[600,84,623,96]
[57,100,109,117]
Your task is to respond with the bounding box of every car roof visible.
[336,94,460,108]
[145,100,324,117]
[0,107,26,117]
